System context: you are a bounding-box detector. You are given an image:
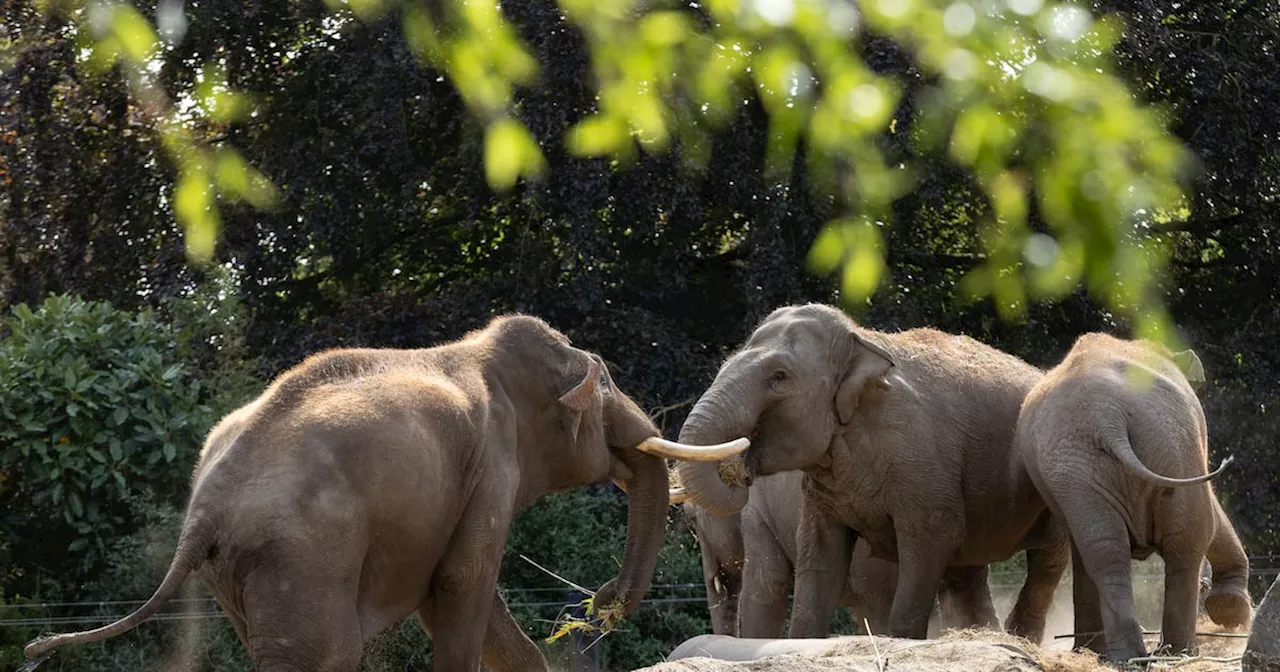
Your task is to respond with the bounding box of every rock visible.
[1245,576,1280,672]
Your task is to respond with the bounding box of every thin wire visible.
[0,598,712,628]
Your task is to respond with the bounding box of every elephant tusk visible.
[612,479,690,503]
[633,436,751,462]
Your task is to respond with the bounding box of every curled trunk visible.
[675,379,755,516]
[592,450,670,618]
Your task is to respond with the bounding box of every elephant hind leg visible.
[1204,498,1254,629]
[1160,555,1204,656]
[938,566,1000,632]
[1061,503,1146,662]
[242,570,364,672]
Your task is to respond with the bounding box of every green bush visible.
[0,292,266,671]
[0,294,222,583]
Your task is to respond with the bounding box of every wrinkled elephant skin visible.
[685,471,989,638]
[1016,333,1252,663]
[676,304,1069,644]
[21,315,747,672]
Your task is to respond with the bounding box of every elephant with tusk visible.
[1015,333,1252,663]
[674,303,1070,644]
[20,314,748,672]
[682,470,998,639]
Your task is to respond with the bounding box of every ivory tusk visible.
[612,478,690,504]
[633,436,750,462]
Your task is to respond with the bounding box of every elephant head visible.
[675,304,895,515]
[489,316,748,617]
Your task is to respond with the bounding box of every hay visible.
[716,456,750,487]
[638,620,1250,672]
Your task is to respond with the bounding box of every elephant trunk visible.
[676,377,755,516]
[592,449,670,620]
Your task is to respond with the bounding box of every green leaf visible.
[112,407,129,426]
[87,447,107,464]
[109,4,160,64]
[163,442,176,462]
[483,117,546,191]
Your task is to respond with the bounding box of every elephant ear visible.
[1171,348,1206,389]
[835,333,895,424]
[559,355,600,441]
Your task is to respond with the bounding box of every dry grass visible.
[640,619,1250,672]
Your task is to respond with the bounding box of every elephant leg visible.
[242,569,363,672]
[1005,522,1070,644]
[938,566,1000,632]
[739,509,792,638]
[787,502,853,639]
[844,541,895,635]
[1062,504,1145,662]
[698,536,742,636]
[1070,542,1106,655]
[418,591,549,672]
[1160,554,1204,656]
[888,531,960,640]
[1204,497,1253,629]
[427,503,513,672]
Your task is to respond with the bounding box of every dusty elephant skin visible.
[1015,333,1252,663]
[675,303,1069,644]
[20,315,748,672]
[683,471,992,638]
[1245,575,1280,672]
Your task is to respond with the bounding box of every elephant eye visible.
[768,370,788,386]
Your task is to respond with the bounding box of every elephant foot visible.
[1004,615,1045,645]
[1206,587,1254,629]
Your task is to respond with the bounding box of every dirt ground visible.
[637,619,1248,672]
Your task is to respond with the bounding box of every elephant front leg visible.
[418,591,549,672]
[890,535,958,640]
[739,509,793,639]
[787,503,853,639]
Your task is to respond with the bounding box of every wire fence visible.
[5,568,1276,629]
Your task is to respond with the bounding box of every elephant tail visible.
[22,513,216,665]
[1102,431,1233,487]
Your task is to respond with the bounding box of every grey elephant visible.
[21,315,747,672]
[684,470,995,638]
[1015,333,1252,662]
[675,303,1068,643]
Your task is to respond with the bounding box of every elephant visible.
[21,314,748,672]
[1014,332,1252,662]
[683,470,997,639]
[674,303,1069,644]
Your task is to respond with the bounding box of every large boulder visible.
[1245,576,1280,672]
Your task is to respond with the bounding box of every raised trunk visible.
[676,381,754,516]
[592,450,670,618]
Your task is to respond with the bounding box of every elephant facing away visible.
[1015,333,1252,662]
[675,304,1069,644]
[22,315,748,672]
[684,470,999,639]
